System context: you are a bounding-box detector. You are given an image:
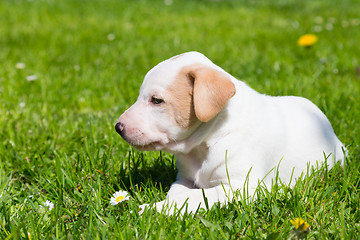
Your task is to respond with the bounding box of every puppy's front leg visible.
[166,178,196,197]
[138,179,194,214]
[152,182,232,215]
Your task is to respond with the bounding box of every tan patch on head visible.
[164,63,236,127]
[165,67,197,128]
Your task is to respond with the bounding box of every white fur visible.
[116,52,344,215]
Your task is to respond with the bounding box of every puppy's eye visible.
[151,96,164,105]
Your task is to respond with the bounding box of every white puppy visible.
[115,51,344,214]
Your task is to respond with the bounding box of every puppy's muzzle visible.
[115,122,125,137]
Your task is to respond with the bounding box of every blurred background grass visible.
[0,0,359,238]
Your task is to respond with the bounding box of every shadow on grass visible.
[115,150,177,193]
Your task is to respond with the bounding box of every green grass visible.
[1,0,359,238]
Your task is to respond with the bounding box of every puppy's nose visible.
[115,122,125,136]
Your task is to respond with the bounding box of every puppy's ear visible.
[189,66,236,122]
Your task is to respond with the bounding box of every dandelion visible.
[40,200,54,211]
[350,18,360,26]
[297,34,318,47]
[327,17,337,24]
[313,25,322,32]
[314,16,323,24]
[325,23,334,31]
[341,20,349,28]
[292,21,300,29]
[107,33,115,41]
[26,75,37,81]
[15,62,26,69]
[164,0,173,5]
[19,102,26,108]
[110,190,130,205]
[290,218,310,239]
[74,65,81,71]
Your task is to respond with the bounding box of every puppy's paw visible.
[138,201,167,215]
[138,203,149,215]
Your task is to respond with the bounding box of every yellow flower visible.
[290,218,310,239]
[297,34,318,47]
[290,218,310,231]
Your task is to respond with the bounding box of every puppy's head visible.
[115,52,236,151]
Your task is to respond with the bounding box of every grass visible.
[0,0,359,238]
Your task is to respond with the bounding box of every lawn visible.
[0,0,359,238]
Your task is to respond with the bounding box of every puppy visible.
[115,52,344,214]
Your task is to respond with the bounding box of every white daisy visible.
[16,62,26,69]
[26,75,37,81]
[19,102,26,108]
[110,190,130,205]
[8,140,15,147]
[41,200,54,211]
